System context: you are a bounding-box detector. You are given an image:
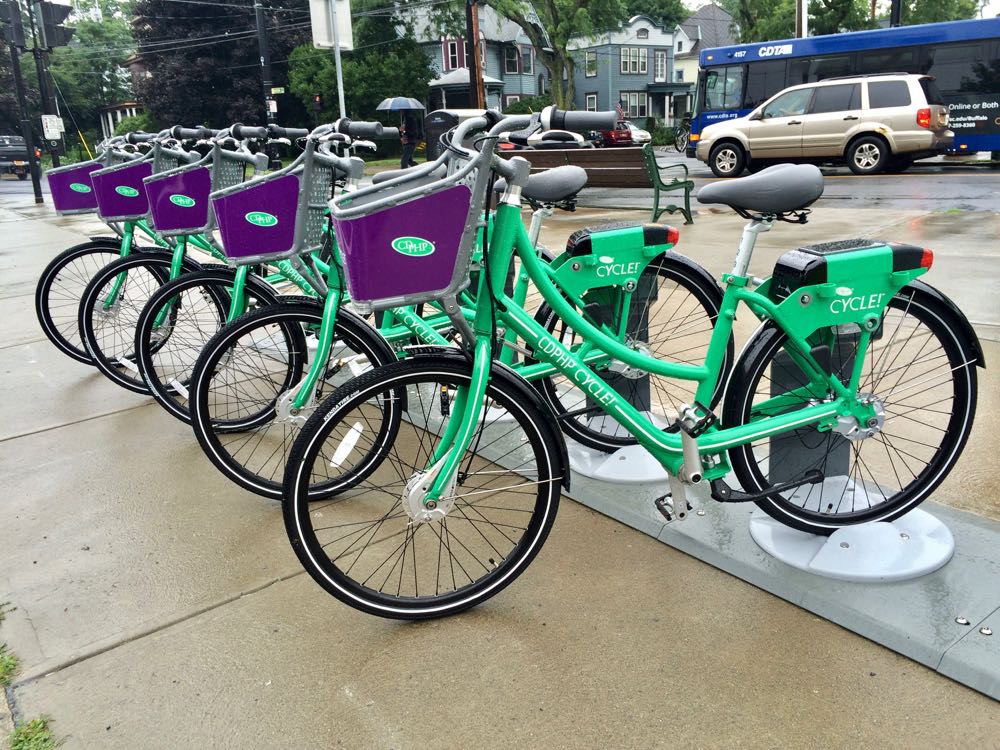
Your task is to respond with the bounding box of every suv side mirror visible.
[749,111,763,121]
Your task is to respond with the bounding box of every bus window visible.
[704,64,744,110]
[858,48,918,75]
[744,60,787,109]
[925,43,987,94]
[788,54,853,85]
[919,78,945,105]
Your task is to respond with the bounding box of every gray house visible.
[404,6,550,111]
[568,15,684,124]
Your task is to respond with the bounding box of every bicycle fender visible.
[651,250,724,308]
[400,347,571,491]
[903,279,985,368]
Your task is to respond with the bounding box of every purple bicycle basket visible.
[332,184,473,308]
[48,162,103,215]
[144,166,211,235]
[212,173,300,262]
[93,160,153,222]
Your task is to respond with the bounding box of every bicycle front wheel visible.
[189,299,396,499]
[722,290,978,535]
[135,267,279,424]
[283,356,563,619]
[674,130,688,153]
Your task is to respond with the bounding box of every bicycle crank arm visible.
[709,469,824,503]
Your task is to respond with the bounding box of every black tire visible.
[78,252,203,393]
[709,141,746,178]
[134,267,282,423]
[189,299,396,500]
[17,171,27,180]
[532,253,732,453]
[35,239,131,364]
[674,130,688,153]
[846,135,889,175]
[722,290,977,535]
[283,356,563,619]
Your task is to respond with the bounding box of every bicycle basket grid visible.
[331,176,476,311]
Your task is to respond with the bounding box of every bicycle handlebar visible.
[541,107,618,133]
[170,125,218,140]
[231,123,269,140]
[380,126,400,140]
[125,131,156,145]
[333,118,383,138]
[268,124,309,140]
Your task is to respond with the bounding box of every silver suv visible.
[696,73,953,177]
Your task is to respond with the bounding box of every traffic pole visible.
[328,0,346,119]
[26,0,59,166]
[5,1,43,203]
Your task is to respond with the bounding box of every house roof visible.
[678,3,735,54]
[429,68,504,87]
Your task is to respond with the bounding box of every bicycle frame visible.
[418,200,931,502]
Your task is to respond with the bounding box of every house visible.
[568,15,683,125]
[404,5,550,111]
[673,4,736,118]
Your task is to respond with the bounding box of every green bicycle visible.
[281,107,982,619]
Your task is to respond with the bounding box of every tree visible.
[809,0,875,35]
[132,0,310,127]
[287,0,435,122]
[722,0,874,42]
[624,0,689,28]
[903,0,982,25]
[486,0,625,109]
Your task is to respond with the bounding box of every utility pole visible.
[794,0,808,38]
[3,0,43,202]
[254,0,276,127]
[328,0,346,118]
[26,0,59,165]
[466,0,484,109]
[889,0,902,27]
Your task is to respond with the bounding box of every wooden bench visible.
[502,145,693,224]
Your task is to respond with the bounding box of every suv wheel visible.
[847,136,888,175]
[709,142,746,178]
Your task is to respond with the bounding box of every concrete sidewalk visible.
[1,194,998,748]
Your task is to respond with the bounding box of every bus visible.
[690,17,1000,157]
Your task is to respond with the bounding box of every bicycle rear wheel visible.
[283,356,563,619]
[189,299,396,499]
[135,267,280,423]
[723,290,978,535]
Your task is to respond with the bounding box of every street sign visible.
[309,0,353,50]
[267,99,278,114]
[41,114,64,140]
[271,86,285,95]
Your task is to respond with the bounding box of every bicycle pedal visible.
[653,494,692,523]
[677,401,716,438]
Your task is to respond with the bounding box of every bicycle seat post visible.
[732,218,773,278]
[527,204,554,249]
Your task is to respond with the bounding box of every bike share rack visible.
[560,316,997,699]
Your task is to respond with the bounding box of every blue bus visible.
[690,17,1000,157]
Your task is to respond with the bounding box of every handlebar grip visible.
[268,125,309,139]
[335,118,384,138]
[232,123,268,140]
[379,126,400,140]
[171,126,216,140]
[543,107,618,133]
[125,132,155,145]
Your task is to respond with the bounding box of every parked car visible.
[695,73,953,177]
[0,134,30,180]
[597,121,633,147]
[622,121,651,145]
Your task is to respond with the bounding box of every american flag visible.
[615,101,626,120]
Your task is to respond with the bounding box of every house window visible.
[480,37,486,69]
[538,73,546,95]
[585,51,597,77]
[520,46,533,75]
[585,94,598,111]
[654,50,667,83]
[447,40,460,71]
[637,28,649,39]
[677,41,683,53]
[620,47,647,74]
[504,46,519,74]
[619,91,648,118]
[675,69,684,82]
[504,94,520,108]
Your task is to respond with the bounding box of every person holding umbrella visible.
[376,96,425,170]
